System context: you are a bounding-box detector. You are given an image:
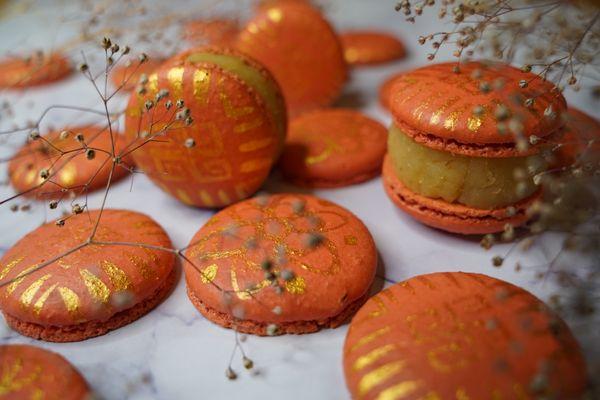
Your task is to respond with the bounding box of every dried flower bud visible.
[79,63,89,72]
[101,37,111,50]
[266,324,279,336]
[144,100,154,111]
[184,138,195,148]
[29,129,40,140]
[165,100,173,110]
[56,219,65,227]
[225,367,237,380]
[176,99,185,108]
[49,201,58,209]
[529,135,539,145]
[60,130,70,139]
[39,169,50,180]
[242,357,254,370]
[480,234,495,249]
[85,149,95,160]
[139,53,148,63]
[519,80,528,88]
[75,133,84,142]
[492,256,504,267]
[122,46,130,55]
[72,204,83,214]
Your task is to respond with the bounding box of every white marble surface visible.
[0,1,598,399]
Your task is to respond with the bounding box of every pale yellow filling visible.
[388,124,540,209]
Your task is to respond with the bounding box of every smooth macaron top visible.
[343,272,587,400]
[279,109,388,187]
[0,210,175,327]
[184,193,377,324]
[340,31,406,66]
[0,52,71,88]
[8,126,131,199]
[0,345,90,400]
[125,47,287,207]
[236,1,347,117]
[389,62,566,157]
[556,107,600,166]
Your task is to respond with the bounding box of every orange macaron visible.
[0,209,176,342]
[340,31,406,66]
[379,72,404,111]
[110,57,164,91]
[0,344,90,399]
[183,18,240,46]
[384,61,566,234]
[8,126,132,200]
[184,193,377,335]
[344,272,587,399]
[236,1,347,117]
[125,47,286,208]
[0,52,71,89]
[279,109,388,187]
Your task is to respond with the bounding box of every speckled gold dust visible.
[101,260,131,291]
[358,361,406,396]
[80,269,110,303]
[58,286,79,314]
[284,275,306,295]
[19,274,51,307]
[0,358,43,395]
[201,264,218,283]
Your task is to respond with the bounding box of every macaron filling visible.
[186,52,286,143]
[388,124,541,209]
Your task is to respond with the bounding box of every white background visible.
[0,1,598,399]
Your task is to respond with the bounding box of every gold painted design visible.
[220,90,254,118]
[199,190,215,207]
[358,361,406,396]
[147,72,158,94]
[193,69,210,105]
[456,388,470,400]
[58,286,79,314]
[305,137,340,165]
[234,117,264,133]
[6,264,39,295]
[0,257,24,280]
[0,359,42,395]
[168,67,184,99]
[128,253,153,279]
[350,326,391,352]
[284,276,306,295]
[58,163,77,186]
[240,158,271,173]
[443,111,460,130]
[344,235,358,245]
[267,8,283,22]
[176,189,194,205]
[33,283,57,315]
[201,264,218,284]
[19,274,51,307]
[218,190,231,205]
[239,137,273,152]
[375,381,420,400]
[353,344,396,371]
[80,269,110,303]
[101,260,131,291]
[230,270,269,300]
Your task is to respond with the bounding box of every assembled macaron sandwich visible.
[383,61,565,234]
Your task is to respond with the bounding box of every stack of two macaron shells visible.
[382,61,569,234]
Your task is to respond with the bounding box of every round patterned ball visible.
[125,47,287,208]
[184,193,377,335]
[344,272,587,399]
[0,209,176,342]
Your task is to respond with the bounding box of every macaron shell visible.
[379,72,404,111]
[0,210,175,338]
[389,62,566,147]
[280,109,387,187]
[0,53,71,88]
[184,194,377,334]
[382,155,537,234]
[236,2,347,117]
[555,107,600,167]
[125,47,286,208]
[343,272,587,399]
[341,31,406,66]
[110,58,164,90]
[183,19,239,46]
[8,126,132,199]
[0,345,90,399]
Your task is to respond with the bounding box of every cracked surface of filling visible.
[388,124,541,209]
